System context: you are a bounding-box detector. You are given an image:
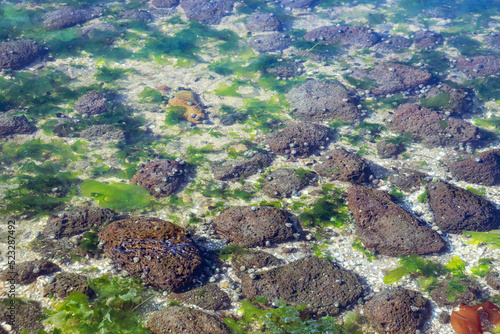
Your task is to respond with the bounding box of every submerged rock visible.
[43,272,94,299]
[99,218,203,291]
[131,159,186,197]
[365,287,431,334]
[213,206,298,248]
[0,110,37,137]
[0,39,45,70]
[430,278,483,307]
[180,0,234,25]
[448,149,500,186]
[261,168,316,198]
[426,181,500,233]
[170,284,231,310]
[231,250,284,278]
[167,90,205,124]
[414,30,444,49]
[456,55,500,77]
[148,306,230,334]
[347,185,446,256]
[304,25,380,49]
[315,148,371,183]
[241,256,364,317]
[213,152,274,181]
[245,13,281,32]
[249,32,291,53]
[42,7,101,31]
[0,299,46,334]
[74,91,108,116]
[0,260,60,285]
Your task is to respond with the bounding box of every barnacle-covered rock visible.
[167,90,205,124]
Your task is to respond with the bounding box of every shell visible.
[167,90,204,124]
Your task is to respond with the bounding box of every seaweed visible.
[138,87,163,104]
[420,91,451,110]
[95,67,134,82]
[383,254,447,285]
[464,230,500,249]
[474,116,500,132]
[298,185,350,229]
[43,275,151,334]
[294,168,315,180]
[219,244,248,261]
[351,239,376,261]
[417,189,429,203]
[213,82,241,97]
[80,180,151,211]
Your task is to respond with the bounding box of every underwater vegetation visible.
[80,180,151,211]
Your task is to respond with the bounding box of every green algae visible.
[80,180,151,211]
[213,82,241,97]
[464,230,500,249]
[351,238,376,261]
[299,185,350,230]
[420,91,450,110]
[138,87,163,104]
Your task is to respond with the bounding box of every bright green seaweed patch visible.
[475,116,500,132]
[351,238,376,261]
[44,275,151,334]
[299,185,350,230]
[80,180,151,211]
[224,297,357,334]
[464,230,500,249]
[139,87,163,104]
[420,91,451,110]
[0,139,87,164]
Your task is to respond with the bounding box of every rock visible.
[373,35,412,52]
[0,110,36,137]
[43,272,93,299]
[42,7,101,31]
[168,90,205,124]
[263,59,304,78]
[315,149,371,183]
[213,152,274,181]
[249,32,290,52]
[426,181,500,233]
[42,205,116,239]
[213,206,298,248]
[148,306,230,334]
[131,159,186,198]
[304,26,380,49]
[80,125,126,144]
[486,271,500,290]
[349,63,432,96]
[365,287,431,334]
[414,30,444,49]
[422,84,473,116]
[99,218,203,291]
[456,55,500,77]
[0,260,60,285]
[277,0,317,9]
[448,149,500,186]
[287,79,362,122]
[119,9,154,21]
[180,0,234,25]
[346,185,446,256]
[0,298,46,334]
[74,91,108,116]
[391,103,481,147]
[151,0,180,8]
[29,237,93,263]
[262,122,331,157]
[376,140,403,159]
[241,256,364,317]
[261,168,316,198]
[485,33,500,51]
[245,13,281,32]
[430,278,482,307]
[388,168,426,191]
[170,284,231,310]
[231,250,284,278]
[0,39,45,70]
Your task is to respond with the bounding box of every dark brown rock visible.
[430,278,482,307]
[74,91,108,116]
[346,185,446,256]
[264,59,303,78]
[241,256,364,317]
[148,306,230,334]
[131,159,186,198]
[80,124,126,144]
[43,272,93,299]
[391,103,481,147]
[29,237,97,263]
[262,122,331,157]
[42,7,101,31]
[42,205,116,239]
[180,0,234,25]
[278,0,317,9]
[170,284,231,310]
[119,9,154,21]
[245,13,281,32]
[486,271,500,290]
[249,32,290,53]
[99,218,203,291]
[261,168,316,198]
[0,260,60,285]
[213,206,297,248]
[448,149,500,186]
[315,149,371,183]
[151,0,179,8]
[349,63,432,96]
[0,39,45,70]
[388,168,426,191]
[231,250,284,278]
[485,33,500,51]
[0,110,36,137]
[365,287,431,334]
[414,30,444,49]
[373,35,412,52]
[304,26,380,49]
[213,152,273,181]
[376,140,403,159]
[0,298,46,334]
[422,84,473,116]
[426,181,500,233]
[456,55,500,77]
[287,79,362,122]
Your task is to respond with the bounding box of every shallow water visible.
[0,0,500,333]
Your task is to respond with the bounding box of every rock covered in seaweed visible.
[43,272,94,299]
[98,218,203,291]
[0,110,37,137]
[346,185,446,256]
[167,90,205,124]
